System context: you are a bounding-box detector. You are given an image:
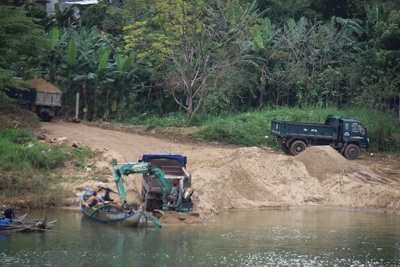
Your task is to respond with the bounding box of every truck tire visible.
[40,113,53,122]
[281,144,291,154]
[343,144,360,160]
[144,198,153,211]
[290,140,307,156]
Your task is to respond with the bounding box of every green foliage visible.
[2,0,400,127]
[49,28,60,49]
[123,0,260,122]
[191,112,270,146]
[125,112,190,127]
[187,107,400,153]
[267,17,363,107]
[263,0,319,23]
[67,40,78,68]
[0,129,66,170]
[203,92,230,116]
[352,5,400,111]
[0,127,94,204]
[0,6,47,81]
[81,3,132,35]
[122,106,400,153]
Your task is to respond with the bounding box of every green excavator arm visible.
[113,162,171,206]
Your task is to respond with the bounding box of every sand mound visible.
[192,147,327,216]
[294,146,351,180]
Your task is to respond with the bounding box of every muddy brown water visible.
[1,208,400,267]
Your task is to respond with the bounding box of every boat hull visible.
[0,216,56,233]
[80,189,145,227]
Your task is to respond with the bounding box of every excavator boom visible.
[113,162,151,204]
[113,161,184,211]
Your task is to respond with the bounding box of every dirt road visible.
[40,121,400,220]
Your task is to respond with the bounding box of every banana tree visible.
[104,52,138,120]
[93,47,111,120]
[69,28,113,121]
[249,17,277,108]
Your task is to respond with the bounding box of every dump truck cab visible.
[325,115,369,150]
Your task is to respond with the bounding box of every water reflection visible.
[1,208,400,266]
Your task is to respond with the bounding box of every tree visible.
[249,17,276,108]
[355,4,400,118]
[0,5,48,105]
[0,5,48,84]
[124,0,259,122]
[266,17,363,107]
[261,0,320,23]
[39,26,139,121]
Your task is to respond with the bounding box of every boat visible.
[79,188,146,227]
[16,214,28,220]
[0,216,57,233]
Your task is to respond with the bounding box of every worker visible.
[87,191,100,208]
[97,187,116,202]
[3,206,15,220]
[0,215,10,229]
[168,182,179,205]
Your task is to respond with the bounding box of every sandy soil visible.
[39,120,400,223]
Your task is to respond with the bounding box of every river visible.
[1,207,400,267]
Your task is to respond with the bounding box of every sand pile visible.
[192,147,326,216]
[294,146,352,180]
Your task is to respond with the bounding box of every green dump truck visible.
[271,115,369,160]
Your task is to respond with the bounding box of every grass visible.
[0,128,93,208]
[125,107,400,153]
[0,129,67,170]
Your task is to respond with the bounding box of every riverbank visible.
[36,121,400,223]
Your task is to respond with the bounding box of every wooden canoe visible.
[0,216,57,233]
[79,189,146,227]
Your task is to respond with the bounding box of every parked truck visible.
[271,115,369,160]
[6,78,62,122]
[140,153,193,211]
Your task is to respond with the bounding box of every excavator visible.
[113,161,194,212]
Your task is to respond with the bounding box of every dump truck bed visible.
[271,119,338,140]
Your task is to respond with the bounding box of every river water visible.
[1,207,400,267]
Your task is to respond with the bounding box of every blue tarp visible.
[141,153,187,166]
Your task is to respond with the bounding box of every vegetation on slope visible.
[127,107,400,153]
[0,108,93,208]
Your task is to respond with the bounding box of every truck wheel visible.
[343,144,360,160]
[290,140,307,156]
[40,113,52,122]
[144,198,153,211]
[281,144,290,154]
